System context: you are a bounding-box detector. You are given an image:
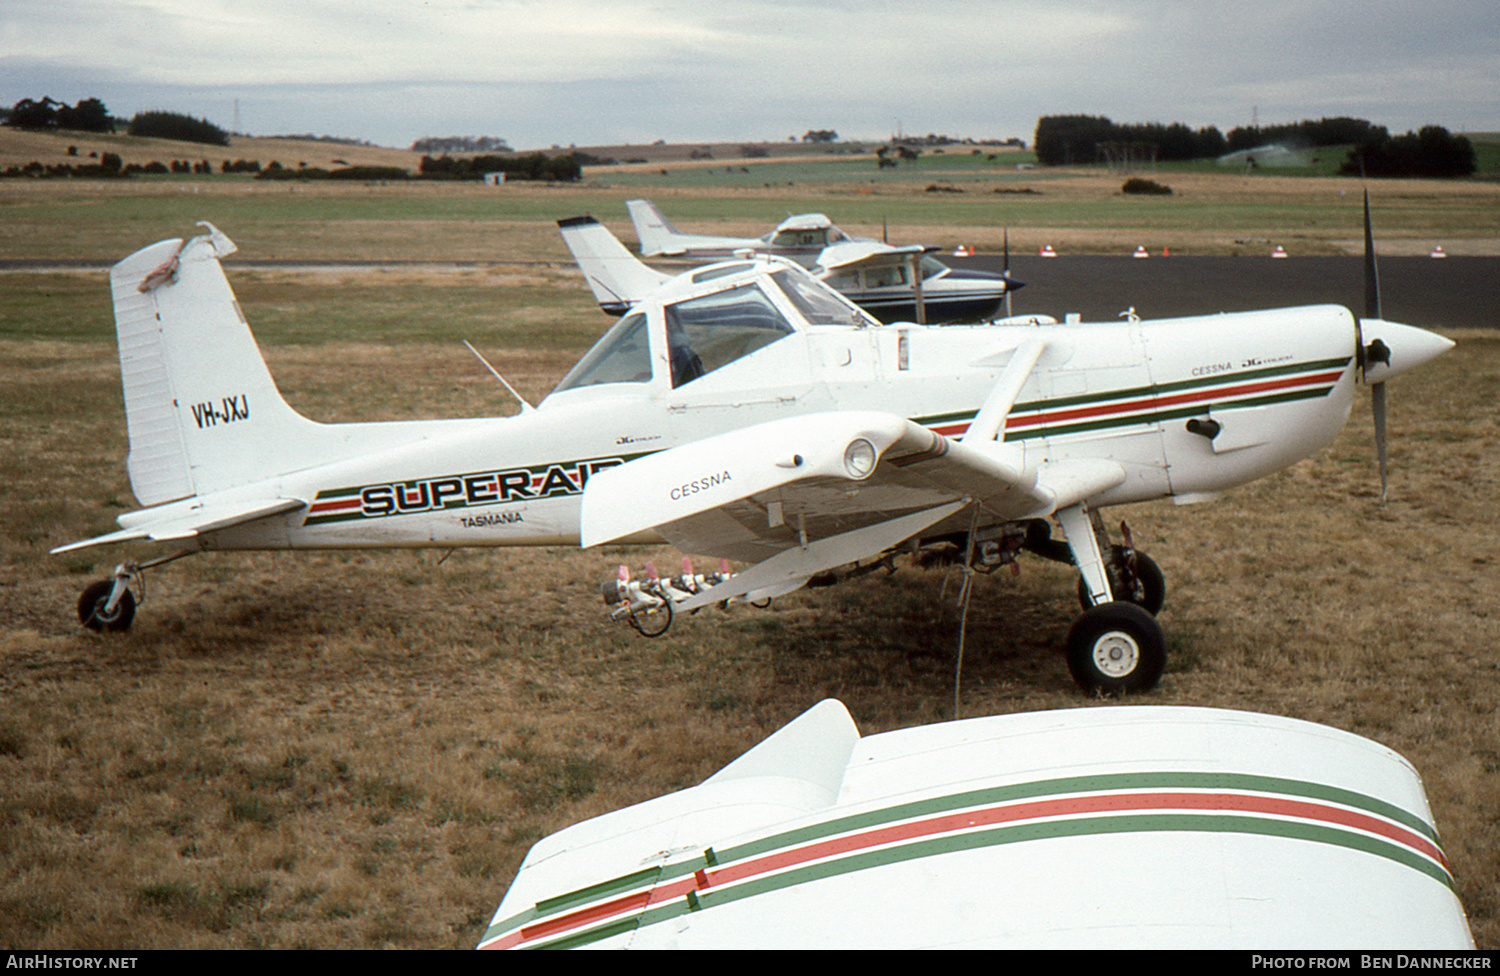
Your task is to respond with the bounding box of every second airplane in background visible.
[625,198,1021,324]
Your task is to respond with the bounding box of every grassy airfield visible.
[1,130,1498,948]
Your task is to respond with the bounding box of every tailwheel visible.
[1077,545,1164,616]
[1065,601,1165,694]
[77,578,136,633]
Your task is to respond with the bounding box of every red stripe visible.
[308,497,361,514]
[518,889,654,942]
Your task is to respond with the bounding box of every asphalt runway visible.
[950,255,1498,332]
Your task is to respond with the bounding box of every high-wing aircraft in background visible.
[626,198,1020,323]
[55,204,1451,693]
[628,197,861,262]
[479,702,1474,949]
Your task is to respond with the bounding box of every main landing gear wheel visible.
[1066,601,1165,694]
[77,579,136,633]
[1078,546,1165,616]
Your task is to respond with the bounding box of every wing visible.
[580,410,1125,609]
[814,240,928,274]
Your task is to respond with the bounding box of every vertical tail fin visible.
[111,223,321,504]
[557,216,671,314]
[625,199,686,256]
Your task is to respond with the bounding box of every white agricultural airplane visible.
[55,203,1450,693]
[626,198,1019,323]
[478,702,1475,949]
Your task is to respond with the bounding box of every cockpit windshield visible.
[551,312,652,393]
[920,255,949,279]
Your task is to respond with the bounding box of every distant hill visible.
[0,127,425,174]
[0,129,1019,177]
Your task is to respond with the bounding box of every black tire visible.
[77,579,136,633]
[1077,546,1165,616]
[1066,601,1166,694]
[629,600,672,638]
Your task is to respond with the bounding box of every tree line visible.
[1033,114,1476,177]
[418,152,583,182]
[4,98,236,147]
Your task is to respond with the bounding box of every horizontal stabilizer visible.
[52,497,304,554]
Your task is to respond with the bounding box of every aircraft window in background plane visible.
[772,228,827,248]
[664,283,795,386]
[552,312,653,392]
[864,264,911,289]
[770,268,870,326]
[690,262,755,284]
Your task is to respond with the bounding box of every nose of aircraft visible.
[1358,319,1455,383]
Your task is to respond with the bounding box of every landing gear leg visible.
[1055,505,1166,693]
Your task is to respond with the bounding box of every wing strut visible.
[963,338,1047,444]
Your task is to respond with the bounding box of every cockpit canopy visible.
[763,213,852,250]
[550,258,875,398]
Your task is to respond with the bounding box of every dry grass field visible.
[1,140,1497,948]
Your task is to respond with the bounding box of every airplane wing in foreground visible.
[580,410,1124,608]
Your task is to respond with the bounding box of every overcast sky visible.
[5,1,1496,150]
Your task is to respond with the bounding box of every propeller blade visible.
[1361,189,1395,506]
[1363,189,1382,321]
[1003,228,1013,317]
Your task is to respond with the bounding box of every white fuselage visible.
[158,305,1358,555]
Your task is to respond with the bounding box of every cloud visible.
[3,0,1495,148]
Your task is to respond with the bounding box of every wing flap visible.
[52,497,305,554]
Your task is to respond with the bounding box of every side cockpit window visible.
[770,269,870,326]
[664,284,794,388]
[552,312,652,393]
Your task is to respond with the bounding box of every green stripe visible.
[535,865,661,915]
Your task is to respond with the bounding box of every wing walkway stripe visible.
[479,776,1448,949]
